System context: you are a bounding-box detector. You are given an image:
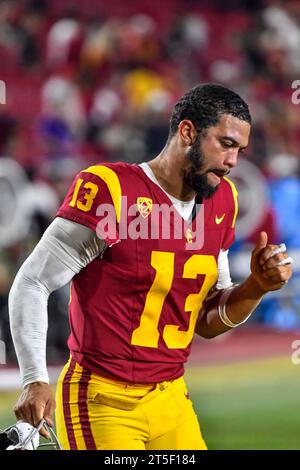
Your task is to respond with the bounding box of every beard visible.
[183,135,220,199]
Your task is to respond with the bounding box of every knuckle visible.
[266,260,274,269]
[263,247,271,256]
[13,404,20,413]
[22,403,30,414]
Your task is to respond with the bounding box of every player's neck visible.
[148,145,196,202]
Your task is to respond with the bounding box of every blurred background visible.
[0,0,300,449]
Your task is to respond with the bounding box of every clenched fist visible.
[251,232,293,293]
[14,382,55,438]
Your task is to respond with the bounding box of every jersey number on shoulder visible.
[69,178,98,212]
[131,251,218,349]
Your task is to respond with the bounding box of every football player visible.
[9,84,292,450]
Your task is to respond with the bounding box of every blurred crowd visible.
[1,0,300,363]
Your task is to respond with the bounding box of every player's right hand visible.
[14,382,56,438]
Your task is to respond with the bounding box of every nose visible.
[224,149,239,169]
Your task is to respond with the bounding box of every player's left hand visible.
[250,231,293,293]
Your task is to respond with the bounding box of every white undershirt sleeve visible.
[216,249,233,290]
[9,217,105,388]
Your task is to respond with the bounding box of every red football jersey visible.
[56,163,238,383]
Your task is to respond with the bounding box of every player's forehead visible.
[206,113,250,146]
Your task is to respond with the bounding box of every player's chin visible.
[207,171,222,187]
[196,182,217,199]
[185,172,217,198]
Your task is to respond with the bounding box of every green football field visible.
[185,356,300,450]
[1,355,299,450]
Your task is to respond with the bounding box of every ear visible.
[178,120,197,146]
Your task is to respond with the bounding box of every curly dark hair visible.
[169,83,251,138]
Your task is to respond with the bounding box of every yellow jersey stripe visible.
[82,165,122,223]
[223,177,238,228]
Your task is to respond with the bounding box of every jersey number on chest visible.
[131,251,218,349]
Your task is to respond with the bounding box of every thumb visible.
[253,231,268,254]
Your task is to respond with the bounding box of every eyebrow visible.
[221,136,248,150]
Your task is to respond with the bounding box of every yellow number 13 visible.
[131,251,218,349]
[69,178,99,212]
